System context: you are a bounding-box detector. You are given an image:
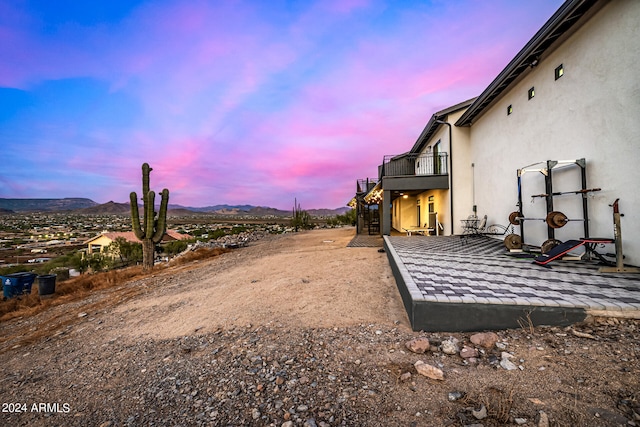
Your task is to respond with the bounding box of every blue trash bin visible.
[2,273,37,298]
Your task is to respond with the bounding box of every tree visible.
[107,237,142,267]
[164,240,188,256]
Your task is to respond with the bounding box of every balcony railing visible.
[379,152,448,179]
[356,178,378,194]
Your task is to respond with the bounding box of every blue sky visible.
[0,0,564,209]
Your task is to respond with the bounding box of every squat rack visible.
[514,158,598,248]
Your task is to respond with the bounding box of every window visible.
[555,64,564,80]
[507,104,513,115]
[528,87,535,100]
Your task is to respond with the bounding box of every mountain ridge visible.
[0,198,350,216]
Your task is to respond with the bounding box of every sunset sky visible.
[0,0,564,210]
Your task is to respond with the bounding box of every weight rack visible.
[515,158,596,249]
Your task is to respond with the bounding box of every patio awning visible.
[364,181,383,204]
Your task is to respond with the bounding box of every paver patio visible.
[383,235,640,331]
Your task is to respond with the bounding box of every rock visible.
[460,346,478,358]
[515,418,528,425]
[537,410,549,427]
[251,408,260,419]
[448,391,465,401]
[400,372,412,382]
[470,332,499,348]
[441,338,459,355]
[500,358,518,371]
[414,360,444,380]
[303,418,318,427]
[282,422,294,427]
[406,337,430,354]
[472,404,487,420]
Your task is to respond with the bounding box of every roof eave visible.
[410,97,477,153]
[455,0,599,127]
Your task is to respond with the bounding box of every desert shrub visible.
[164,240,189,256]
[107,237,142,267]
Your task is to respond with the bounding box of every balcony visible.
[378,152,449,193]
[379,152,448,179]
[356,178,378,194]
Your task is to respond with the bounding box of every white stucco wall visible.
[469,0,640,265]
[392,195,419,232]
[418,110,473,235]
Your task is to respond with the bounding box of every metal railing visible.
[379,152,448,178]
[356,178,378,194]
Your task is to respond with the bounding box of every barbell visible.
[508,211,586,229]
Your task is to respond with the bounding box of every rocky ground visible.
[1,227,639,426]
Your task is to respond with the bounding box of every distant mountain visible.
[0,198,98,212]
[179,204,350,217]
[308,207,351,216]
[0,198,351,217]
[76,201,130,214]
[174,204,255,213]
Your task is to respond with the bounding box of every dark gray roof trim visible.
[409,97,476,153]
[455,0,599,127]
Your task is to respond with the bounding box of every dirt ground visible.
[1,227,639,426]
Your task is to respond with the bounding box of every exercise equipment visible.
[545,211,587,228]
[504,233,523,250]
[510,159,596,249]
[541,238,562,254]
[530,188,601,198]
[598,199,640,273]
[534,238,614,266]
[508,210,586,229]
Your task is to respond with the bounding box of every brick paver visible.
[386,235,640,314]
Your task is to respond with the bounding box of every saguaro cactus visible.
[130,163,169,270]
[292,198,311,231]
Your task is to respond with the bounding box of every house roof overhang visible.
[455,0,601,127]
[410,97,476,154]
[363,181,383,204]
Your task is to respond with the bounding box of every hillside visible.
[0,198,351,217]
[0,198,98,212]
[1,228,637,426]
[76,201,130,214]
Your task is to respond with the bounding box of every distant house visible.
[85,230,190,254]
[355,0,640,265]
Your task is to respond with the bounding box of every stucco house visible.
[85,230,190,255]
[457,0,639,266]
[355,0,639,265]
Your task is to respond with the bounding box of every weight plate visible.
[504,233,523,250]
[546,211,567,229]
[541,239,562,254]
[508,211,521,226]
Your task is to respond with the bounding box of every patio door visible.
[428,197,435,230]
[433,141,441,174]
